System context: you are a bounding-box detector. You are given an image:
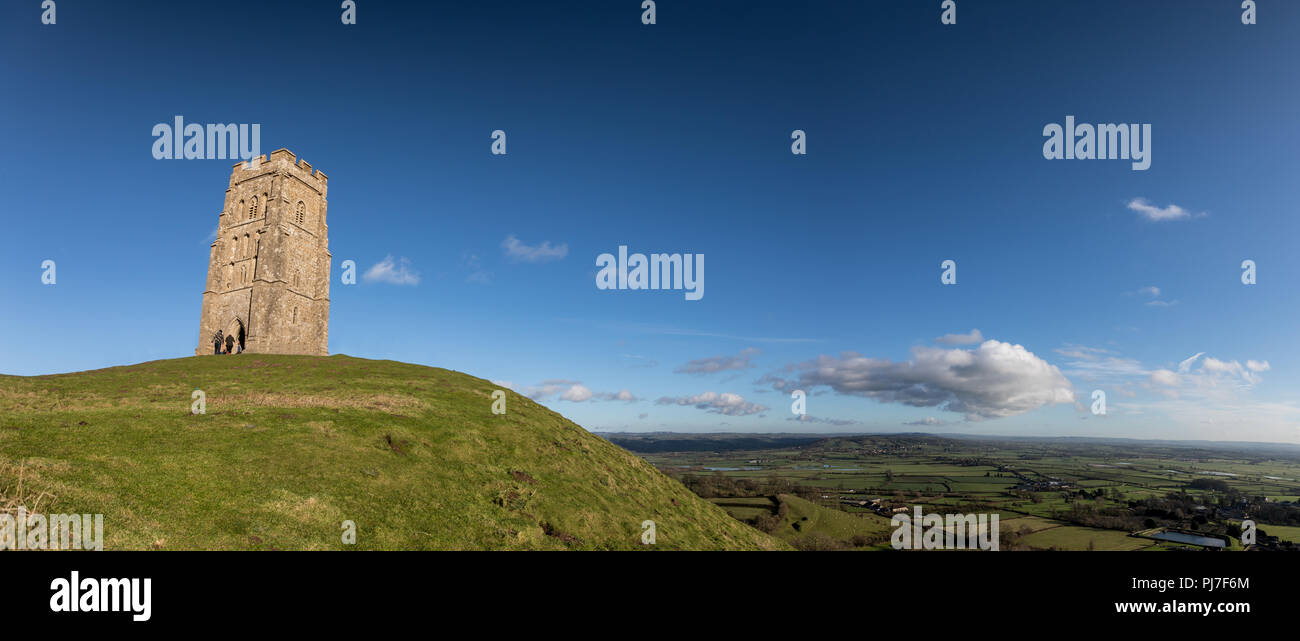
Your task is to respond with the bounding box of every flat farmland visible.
[616,433,1300,552]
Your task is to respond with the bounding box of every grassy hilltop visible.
[0,355,785,550]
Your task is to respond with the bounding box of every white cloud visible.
[675,348,760,374]
[655,391,768,416]
[1149,369,1181,386]
[524,379,581,401]
[461,252,492,284]
[595,389,640,402]
[1200,357,1264,385]
[561,384,593,402]
[1178,352,1205,373]
[1157,354,1270,396]
[935,329,983,346]
[363,255,420,285]
[1055,345,1147,382]
[765,339,1074,420]
[501,235,568,263]
[1246,360,1271,373]
[525,380,637,403]
[1127,285,1176,306]
[1127,198,1203,222]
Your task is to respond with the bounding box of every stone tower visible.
[195,148,330,356]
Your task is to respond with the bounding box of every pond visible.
[1147,530,1226,548]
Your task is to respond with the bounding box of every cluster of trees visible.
[997,523,1038,551]
[1187,478,1232,492]
[748,498,790,534]
[788,532,883,551]
[677,473,806,499]
[1055,500,1145,531]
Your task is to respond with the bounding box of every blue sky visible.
[1,1,1297,442]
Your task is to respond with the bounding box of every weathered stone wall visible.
[195,148,330,356]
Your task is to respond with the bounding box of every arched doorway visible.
[222,317,246,354]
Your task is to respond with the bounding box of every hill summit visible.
[0,355,783,550]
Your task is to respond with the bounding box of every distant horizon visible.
[595,429,1300,449]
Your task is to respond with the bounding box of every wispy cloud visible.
[1127,198,1204,222]
[935,329,983,346]
[524,379,638,403]
[581,320,821,344]
[1149,354,1270,400]
[595,389,640,402]
[655,392,768,416]
[1125,285,1177,307]
[1178,352,1205,373]
[363,255,420,285]
[461,252,492,284]
[502,234,568,263]
[675,347,760,375]
[788,415,860,426]
[618,354,659,369]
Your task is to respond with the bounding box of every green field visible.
[1020,525,1156,551]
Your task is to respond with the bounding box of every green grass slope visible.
[773,494,894,549]
[713,494,895,550]
[0,355,785,550]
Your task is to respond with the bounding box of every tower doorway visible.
[222,318,246,354]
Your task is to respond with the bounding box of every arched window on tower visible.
[295,201,306,226]
[292,307,298,324]
[248,196,259,219]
